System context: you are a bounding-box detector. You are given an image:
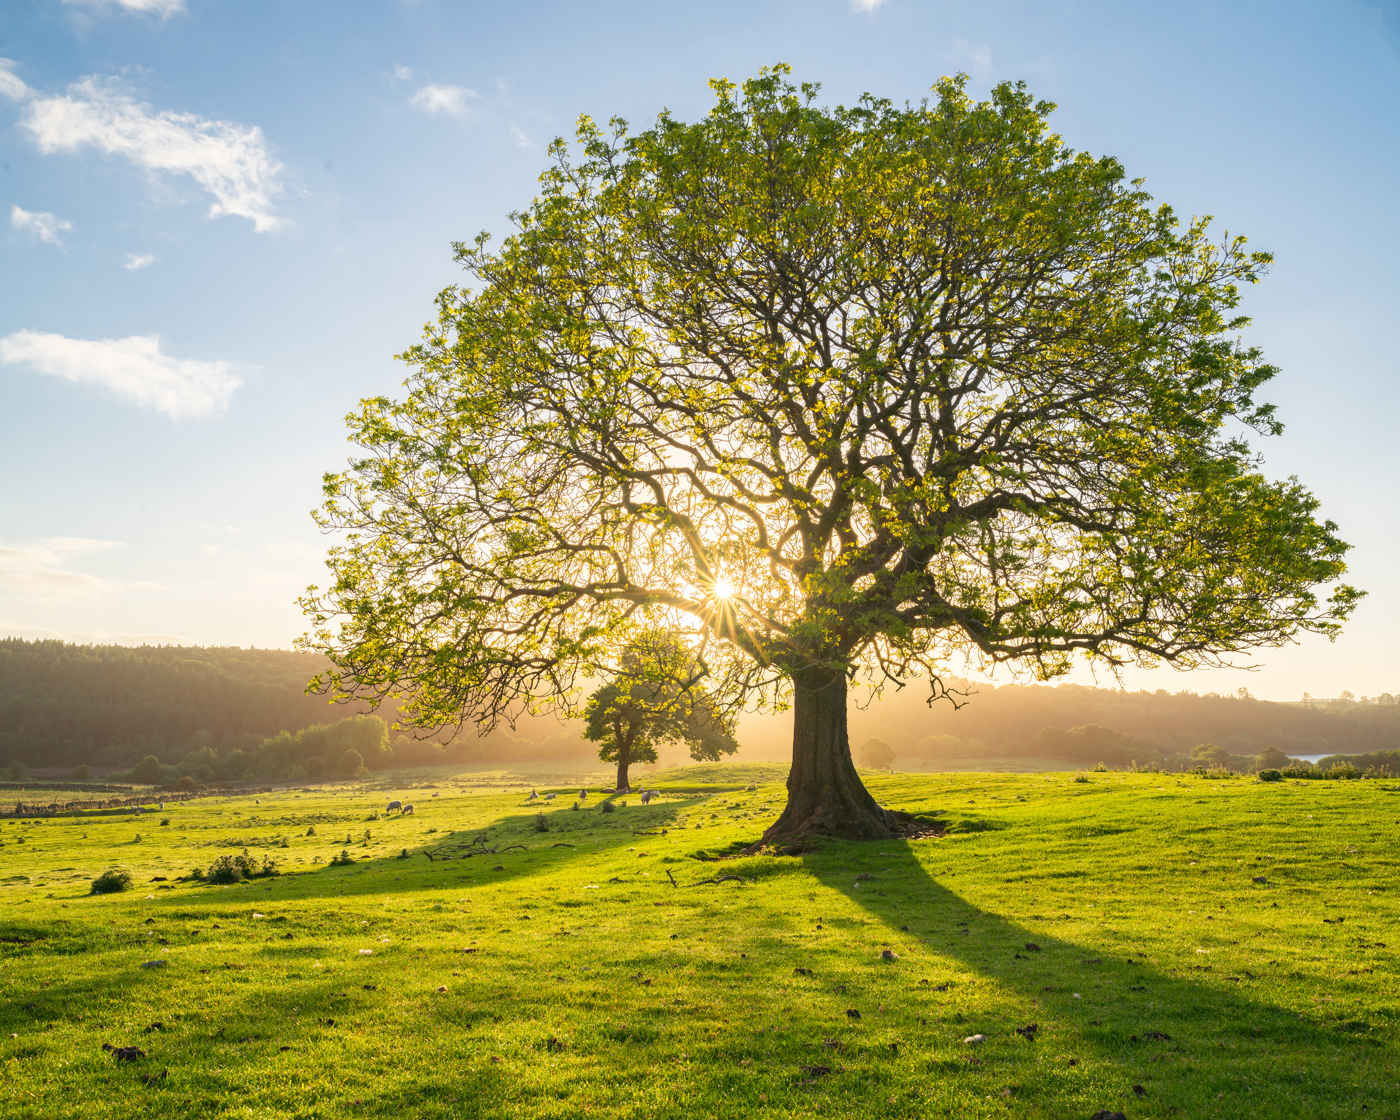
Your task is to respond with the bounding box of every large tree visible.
[301,69,1357,846]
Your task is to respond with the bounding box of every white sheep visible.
[402,803,415,815]
[640,790,656,805]
[528,790,538,801]
[579,789,588,801]
[387,800,403,813]
[545,792,557,801]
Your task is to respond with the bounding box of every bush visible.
[397,848,410,859]
[304,756,326,779]
[160,818,170,826]
[69,764,91,780]
[601,800,616,814]
[131,755,161,784]
[206,852,278,884]
[571,801,580,811]
[189,867,205,880]
[330,848,355,866]
[1257,769,1284,782]
[338,749,364,776]
[90,868,132,894]
[533,813,549,832]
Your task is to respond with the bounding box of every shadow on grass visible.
[793,831,1391,1111]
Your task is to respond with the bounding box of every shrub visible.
[173,776,198,792]
[533,813,549,832]
[206,852,279,884]
[397,848,410,859]
[745,783,758,791]
[571,802,580,811]
[338,749,364,776]
[1257,769,1284,782]
[69,764,91,780]
[131,755,161,784]
[90,868,132,894]
[330,848,355,866]
[1089,762,1109,773]
[601,800,616,814]
[306,826,316,836]
[189,867,205,880]
[304,756,326,779]
[160,818,170,826]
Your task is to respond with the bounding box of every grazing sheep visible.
[528,790,538,801]
[402,804,415,815]
[386,800,403,813]
[545,792,557,801]
[640,790,656,805]
[579,789,588,801]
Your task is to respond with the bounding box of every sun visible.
[712,577,735,599]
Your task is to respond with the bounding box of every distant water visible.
[1292,754,1330,764]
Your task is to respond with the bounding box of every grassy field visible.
[0,767,1395,1119]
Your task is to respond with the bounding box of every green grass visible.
[0,770,1396,1118]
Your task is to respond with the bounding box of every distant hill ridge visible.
[1,639,1396,773]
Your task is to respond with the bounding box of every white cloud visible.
[199,543,221,556]
[22,78,283,232]
[952,38,992,73]
[850,0,886,11]
[62,0,186,15]
[124,252,155,270]
[11,205,73,244]
[0,330,242,419]
[510,125,535,148]
[0,58,32,102]
[0,537,122,601]
[393,65,414,81]
[410,83,477,117]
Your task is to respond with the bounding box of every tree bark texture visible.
[758,668,895,845]
[616,756,630,792]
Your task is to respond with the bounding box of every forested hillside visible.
[0,640,348,768]
[2,639,1396,775]
[836,679,1400,768]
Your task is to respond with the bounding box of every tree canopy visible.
[301,68,1356,843]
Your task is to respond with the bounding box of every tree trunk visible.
[616,755,630,791]
[755,667,894,847]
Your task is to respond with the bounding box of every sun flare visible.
[712,577,735,599]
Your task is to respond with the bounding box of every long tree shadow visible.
[795,831,1392,1114]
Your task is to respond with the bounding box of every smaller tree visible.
[1255,746,1292,771]
[338,749,364,776]
[584,635,739,790]
[857,739,896,770]
[69,764,91,780]
[304,756,326,778]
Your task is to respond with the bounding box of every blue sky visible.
[0,0,1396,701]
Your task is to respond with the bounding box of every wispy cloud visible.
[850,0,886,12]
[22,77,283,231]
[952,38,992,73]
[510,125,535,148]
[410,83,477,117]
[0,330,242,419]
[11,205,73,244]
[0,537,123,601]
[393,65,414,81]
[124,252,155,270]
[0,58,31,102]
[62,0,185,14]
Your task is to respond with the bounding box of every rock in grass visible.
[139,960,167,969]
[846,1009,861,1020]
[881,949,897,961]
[1253,876,1268,884]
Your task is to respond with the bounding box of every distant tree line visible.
[848,681,1400,774]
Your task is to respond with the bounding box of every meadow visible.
[0,765,1395,1119]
